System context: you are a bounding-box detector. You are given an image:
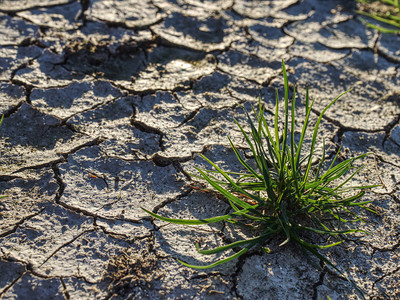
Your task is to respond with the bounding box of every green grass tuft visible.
[143,61,377,297]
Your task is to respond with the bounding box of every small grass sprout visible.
[356,0,400,34]
[143,61,376,296]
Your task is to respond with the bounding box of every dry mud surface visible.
[0,0,400,299]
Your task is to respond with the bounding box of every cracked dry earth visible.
[0,0,399,299]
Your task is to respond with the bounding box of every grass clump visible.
[143,61,375,295]
[357,0,400,34]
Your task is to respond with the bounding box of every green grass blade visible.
[370,23,400,33]
[235,117,264,173]
[294,225,368,236]
[196,234,270,255]
[256,142,278,203]
[178,247,249,269]
[330,166,365,194]
[293,233,343,249]
[226,198,266,221]
[361,19,400,33]
[280,61,290,182]
[178,239,260,269]
[244,110,277,202]
[303,89,351,184]
[274,88,280,155]
[196,167,256,210]
[357,10,400,27]
[388,14,400,22]
[228,136,261,180]
[253,104,280,172]
[295,91,315,171]
[257,103,281,169]
[290,85,301,199]
[142,208,240,225]
[315,138,326,180]
[198,155,264,207]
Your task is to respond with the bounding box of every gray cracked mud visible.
[0,0,400,299]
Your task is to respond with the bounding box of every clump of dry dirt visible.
[104,247,162,298]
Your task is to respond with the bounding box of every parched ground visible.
[0,0,399,299]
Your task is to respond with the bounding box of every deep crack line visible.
[310,107,388,134]
[52,164,146,224]
[0,208,45,238]
[0,269,27,298]
[58,94,128,125]
[0,253,95,284]
[373,265,400,289]
[38,229,95,268]
[59,277,70,300]
[8,137,101,176]
[312,261,326,300]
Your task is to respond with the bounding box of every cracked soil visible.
[0,0,400,299]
